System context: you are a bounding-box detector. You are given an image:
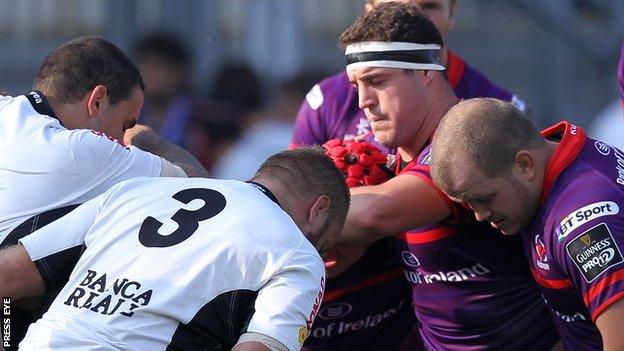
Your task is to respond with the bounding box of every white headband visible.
[345,41,445,71]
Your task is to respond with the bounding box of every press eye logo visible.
[2,297,10,349]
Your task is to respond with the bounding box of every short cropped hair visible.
[252,147,350,225]
[340,2,443,47]
[430,98,545,188]
[366,0,457,16]
[33,36,144,105]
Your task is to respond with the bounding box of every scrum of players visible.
[1,1,623,350]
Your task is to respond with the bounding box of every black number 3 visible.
[139,188,226,247]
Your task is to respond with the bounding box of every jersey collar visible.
[446,50,464,89]
[25,91,59,121]
[247,181,282,208]
[539,121,586,204]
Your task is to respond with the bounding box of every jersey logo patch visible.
[534,235,550,271]
[306,84,323,110]
[318,302,353,320]
[556,201,619,241]
[566,223,624,283]
[595,141,611,156]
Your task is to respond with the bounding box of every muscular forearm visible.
[130,129,209,177]
[338,176,452,245]
[0,244,45,299]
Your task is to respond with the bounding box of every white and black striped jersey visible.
[19,177,325,350]
[0,92,163,246]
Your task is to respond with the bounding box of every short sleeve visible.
[19,191,106,292]
[246,251,325,351]
[553,199,624,321]
[67,130,162,202]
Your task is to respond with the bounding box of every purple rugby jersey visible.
[292,52,531,350]
[619,41,624,105]
[388,146,558,350]
[290,51,525,149]
[524,122,624,350]
[301,240,422,351]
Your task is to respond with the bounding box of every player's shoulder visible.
[548,167,624,246]
[304,71,352,110]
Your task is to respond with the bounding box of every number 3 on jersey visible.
[139,188,226,247]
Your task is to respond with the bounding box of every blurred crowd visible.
[127,31,327,178]
[125,29,624,178]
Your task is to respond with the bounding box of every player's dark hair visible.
[340,2,443,48]
[252,147,350,225]
[430,98,545,190]
[33,36,145,105]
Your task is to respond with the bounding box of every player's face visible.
[314,218,344,256]
[369,0,455,38]
[443,161,538,235]
[348,67,428,149]
[93,87,144,141]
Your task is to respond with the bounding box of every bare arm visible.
[339,173,451,245]
[596,297,624,351]
[124,124,209,177]
[0,244,44,299]
[232,341,272,351]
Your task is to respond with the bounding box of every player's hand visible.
[323,139,393,188]
[123,124,156,146]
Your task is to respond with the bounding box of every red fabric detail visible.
[531,268,573,289]
[322,268,404,302]
[446,51,465,89]
[404,226,456,244]
[583,269,624,308]
[591,290,624,322]
[539,121,586,204]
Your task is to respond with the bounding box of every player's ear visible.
[86,85,108,118]
[307,195,331,233]
[514,150,536,181]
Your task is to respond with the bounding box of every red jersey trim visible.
[591,290,624,322]
[404,226,456,244]
[404,171,462,222]
[583,268,624,309]
[446,51,464,89]
[322,268,404,302]
[539,121,586,204]
[531,268,573,289]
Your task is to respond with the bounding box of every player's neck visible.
[399,84,458,162]
[45,96,88,130]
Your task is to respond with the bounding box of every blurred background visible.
[1,0,623,173]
